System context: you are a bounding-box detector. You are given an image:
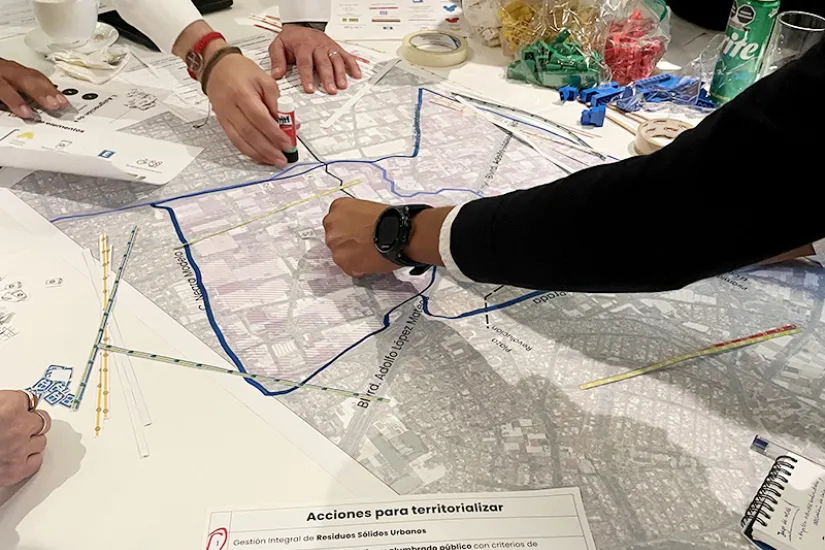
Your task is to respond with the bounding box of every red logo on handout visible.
[205,528,228,550]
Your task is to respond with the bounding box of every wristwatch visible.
[185,31,225,80]
[374,205,432,272]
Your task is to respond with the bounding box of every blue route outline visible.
[50,86,568,398]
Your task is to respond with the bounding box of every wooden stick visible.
[605,111,639,135]
[608,104,647,124]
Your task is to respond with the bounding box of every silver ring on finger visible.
[328,51,340,57]
[34,410,50,436]
[21,390,39,412]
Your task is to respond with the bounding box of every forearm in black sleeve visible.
[450,42,825,293]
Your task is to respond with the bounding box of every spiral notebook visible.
[742,453,825,550]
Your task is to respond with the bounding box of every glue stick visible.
[277,96,299,164]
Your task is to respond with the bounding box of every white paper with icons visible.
[0,120,201,184]
[326,0,464,41]
[0,79,173,131]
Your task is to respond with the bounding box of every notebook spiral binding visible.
[741,455,799,528]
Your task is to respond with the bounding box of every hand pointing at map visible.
[323,198,450,277]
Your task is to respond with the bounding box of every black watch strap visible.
[374,204,432,271]
[395,204,431,268]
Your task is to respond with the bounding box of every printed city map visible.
[10,58,825,550]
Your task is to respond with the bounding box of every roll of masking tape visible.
[401,31,469,67]
[634,118,693,155]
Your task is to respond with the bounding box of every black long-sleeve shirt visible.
[449,40,825,293]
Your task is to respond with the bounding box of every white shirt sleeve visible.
[813,238,825,267]
[111,0,202,53]
[278,0,331,22]
[438,204,475,283]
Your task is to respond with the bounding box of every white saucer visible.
[24,22,119,56]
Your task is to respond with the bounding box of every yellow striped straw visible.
[103,242,112,419]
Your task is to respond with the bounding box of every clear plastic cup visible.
[759,10,825,78]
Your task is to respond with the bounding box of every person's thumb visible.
[269,39,288,79]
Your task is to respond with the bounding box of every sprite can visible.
[710,0,780,105]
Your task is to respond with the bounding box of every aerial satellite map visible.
[10,58,825,550]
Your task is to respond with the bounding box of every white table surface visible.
[0,3,718,549]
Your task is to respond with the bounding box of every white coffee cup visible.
[30,0,98,46]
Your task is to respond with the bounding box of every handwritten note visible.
[776,501,798,542]
[793,477,824,544]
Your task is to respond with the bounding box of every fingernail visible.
[327,85,337,94]
[271,67,279,76]
[19,105,33,119]
[44,96,59,109]
[57,94,69,108]
[307,84,315,93]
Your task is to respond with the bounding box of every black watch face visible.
[375,209,402,253]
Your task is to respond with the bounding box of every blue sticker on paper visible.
[27,365,75,408]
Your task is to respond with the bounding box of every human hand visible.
[270,25,362,95]
[324,198,398,277]
[324,199,451,276]
[205,54,294,167]
[0,391,51,487]
[0,59,68,119]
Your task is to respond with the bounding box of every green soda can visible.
[710,0,780,105]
